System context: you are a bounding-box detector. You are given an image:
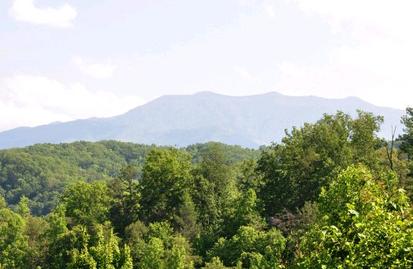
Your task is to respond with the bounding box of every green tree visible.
[174,191,200,241]
[61,181,112,227]
[17,196,30,217]
[89,223,121,269]
[25,215,49,268]
[46,225,91,268]
[399,107,413,198]
[109,165,141,236]
[0,196,6,209]
[126,221,195,269]
[140,148,193,226]
[208,226,285,268]
[400,107,413,160]
[229,189,264,234]
[124,221,148,265]
[45,205,68,242]
[257,111,383,216]
[166,236,195,269]
[46,221,132,269]
[140,237,165,269]
[16,196,50,268]
[68,247,97,269]
[202,257,229,269]
[192,143,239,254]
[0,206,29,268]
[297,166,413,268]
[350,111,383,169]
[119,245,133,269]
[237,159,262,194]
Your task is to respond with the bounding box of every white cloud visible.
[274,0,413,109]
[73,57,117,79]
[287,0,413,40]
[9,0,77,28]
[233,66,258,82]
[239,0,278,18]
[275,41,413,109]
[263,4,275,18]
[0,75,144,131]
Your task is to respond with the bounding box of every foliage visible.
[192,143,241,256]
[1,111,413,268]
[140,148,193,226]
[297,166,413,268]
[208,225,286,268]
[0,204,28,268]
[399,107,413,199]
[400,107,413,160]
[257,111,384,215]
[61,181,112,227]
[0,141,155,215]
[0,141,256,215]
[109,165,141,236]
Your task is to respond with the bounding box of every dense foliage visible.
[1,109,413,268]
[0,142,258,215]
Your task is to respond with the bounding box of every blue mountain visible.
[0,91,404,149]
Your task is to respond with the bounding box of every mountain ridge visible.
[0,91,404,149]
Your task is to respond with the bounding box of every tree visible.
[61,181,112,227]
[17,196,30,217]
[126,221,195,268]
[166,236,195,269]
[25,215,49,268]
[229,189,264,234]
[120,245,133,269]
[89,223,121,268]
[174,191,200,241]
[192,143,240,254]
[202,257,229,269]
[208,225,286,268]
[237,159,263,194]
[140,148,193,226]
[46,222,133,269]
[139,237,165,269]
[350,111,383,169]
[399,107,413,198]
[257,111,383,216]
[124,221,148,264]
[68,247,97,269]
[297,166,413,267]
[109,165,141,236]
[0,206,29,268]
[46,225,91,268]
[400,107,413,160]
[0,196,6,209]
[16,196,50,268]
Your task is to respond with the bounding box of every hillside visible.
[0,141,258,215]
[0,91,404,149]
[2,110,413,268]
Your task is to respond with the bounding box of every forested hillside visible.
[1,109,413,268]
[0,141,258,215]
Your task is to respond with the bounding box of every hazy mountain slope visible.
[0,91,404,149]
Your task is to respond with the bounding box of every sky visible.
[0,0,412,131]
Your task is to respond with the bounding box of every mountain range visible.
[0,91,405,149]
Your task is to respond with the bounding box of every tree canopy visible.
[1,111,413,268]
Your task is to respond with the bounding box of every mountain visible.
[0,91,405,149]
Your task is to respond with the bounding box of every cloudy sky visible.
[0,0,412,131]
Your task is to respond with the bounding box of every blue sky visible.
[1,0,412,131]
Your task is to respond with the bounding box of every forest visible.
[1,108,413,268]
